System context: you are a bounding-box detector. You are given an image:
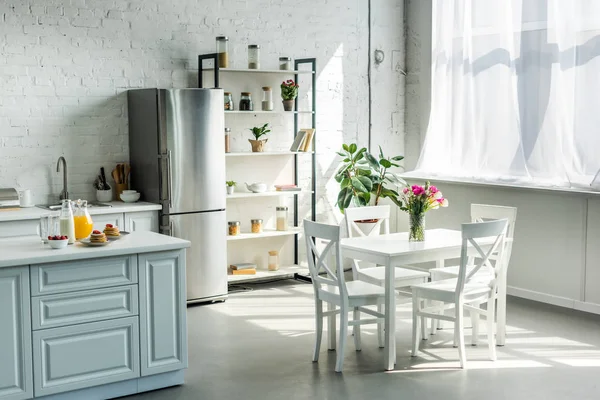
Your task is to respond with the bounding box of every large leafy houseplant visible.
[335,143,405,213]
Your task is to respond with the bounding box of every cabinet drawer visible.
[33,317,140,397]
[31,255,137,296]
[32,285,138,330]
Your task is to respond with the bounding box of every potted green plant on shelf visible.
[335,143,405,220]
[226,180,236,195]
[280,79,299,111]
[248,123,270,152]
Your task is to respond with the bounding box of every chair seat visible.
[429,265,494,282]
[321,280,385,298]
[358,266,429,288]
[412,278,492,303]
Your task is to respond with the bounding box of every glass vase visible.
[409,212,425,241]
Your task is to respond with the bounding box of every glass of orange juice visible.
[73,199,94,240]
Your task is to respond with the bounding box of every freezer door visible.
[159,89,226,214]
[170,211,227,302]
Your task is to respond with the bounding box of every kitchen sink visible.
[36,202,112,211]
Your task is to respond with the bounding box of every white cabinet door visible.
[91,213,124,232]
[32,317,139,397]
[0,267,33,400]
[124,211,159,233]
[138,250,188,376]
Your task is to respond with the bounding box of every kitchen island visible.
[0,231,190,400]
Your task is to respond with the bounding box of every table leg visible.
[384,259,396,370]
[497,271,507,346]
[433,259,445,332]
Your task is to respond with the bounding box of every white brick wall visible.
[0,0,403,220]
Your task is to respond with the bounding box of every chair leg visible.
[377,303,384,348]
[421,300,428,341]
[313,300,323,362]
[456,304,467,369]
[411,294,420,357]
[335,309,349,372]
[470,306,479,346]
[353,307,362,351]
[487,297,497,361]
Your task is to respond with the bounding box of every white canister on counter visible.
[18,189,33,207]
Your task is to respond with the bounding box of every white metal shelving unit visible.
[198,54,317,286]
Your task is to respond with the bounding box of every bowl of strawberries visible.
[48,235,69,249]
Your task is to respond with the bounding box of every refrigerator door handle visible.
[169,220,174,237]
[167,150,173,208]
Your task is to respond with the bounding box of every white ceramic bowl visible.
[120,192,141,203]
[122,190,137,195]
[48,239,69,249]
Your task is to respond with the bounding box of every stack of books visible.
[275,184,301,192]
[289,129,315,152]
[229,263,257,275]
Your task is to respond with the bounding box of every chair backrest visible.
[470,204,517,239]
[470,204,517,271]
[343,205,390,273]
[344,205,391,238]
[304,220,347,299]
[456,219,508,297]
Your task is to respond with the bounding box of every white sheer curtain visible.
[415,0,600,189]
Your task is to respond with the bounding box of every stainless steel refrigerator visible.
[127,88,227,304]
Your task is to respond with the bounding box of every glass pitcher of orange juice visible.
[73,199,94,240]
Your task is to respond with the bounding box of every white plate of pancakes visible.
[79,237,111,247]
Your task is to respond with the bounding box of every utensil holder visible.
[96,189,113,202]
[115,183,128,201]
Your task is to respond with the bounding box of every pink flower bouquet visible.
[399,181,448,241]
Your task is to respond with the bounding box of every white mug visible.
[19,189,33,207]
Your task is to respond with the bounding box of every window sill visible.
[402,171,600,197]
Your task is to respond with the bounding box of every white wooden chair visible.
[411,219,508,369]
[304,219,386,372]
[344,205,430,289]
[429,204,517,344]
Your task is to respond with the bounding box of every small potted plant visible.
[280,79,299,111]
[226,180,236,195]
[248,123,270,152]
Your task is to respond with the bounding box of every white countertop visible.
[0,201,162,222]
[0,231,190,268]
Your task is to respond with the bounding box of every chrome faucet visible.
[56,156,69,200]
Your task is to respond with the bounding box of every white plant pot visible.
[96,189,113,202]
[226,186,235,195]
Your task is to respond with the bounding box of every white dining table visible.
[340,228,505,371]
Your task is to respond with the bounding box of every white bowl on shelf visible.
[120,192,141,203]
[122,190,137,195]
[48,238,69,249]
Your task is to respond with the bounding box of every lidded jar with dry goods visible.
[276,206,288,231]
[216,36,229,68]
[251,219,263,233]
[228,221,240,236]
[248,45,260,69]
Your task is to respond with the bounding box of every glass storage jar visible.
[279,57,292,70]
[261,87,273,111]
[224,92,234,111]
[251,219,263,233]
[216,36,229,68]
[239,92,253,111]
[248,45,260,69]
[276,206,288,231]
[268,250,279,271]
[224,128,231,153]
[228,221,240,236]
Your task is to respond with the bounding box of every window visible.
[415,0,600,189]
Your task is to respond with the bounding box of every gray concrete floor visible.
[126,280,600,400]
